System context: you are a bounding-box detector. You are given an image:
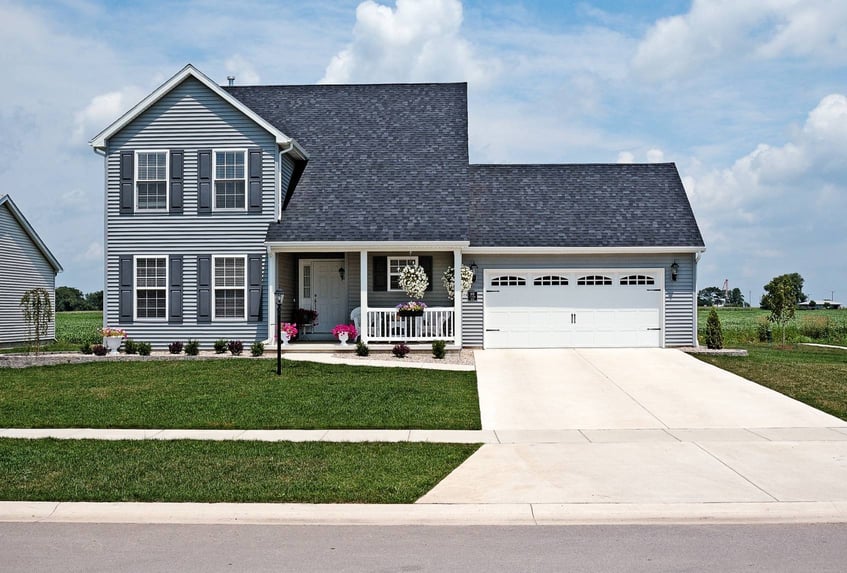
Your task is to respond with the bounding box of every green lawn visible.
[0,359,481,430]
[695,344,847,421]
[0,439,479,503]
[697,307,847,346]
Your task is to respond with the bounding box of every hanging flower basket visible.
[398,265,429,299]
[396,301,427,317]
[442,265,475,300]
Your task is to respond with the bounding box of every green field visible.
[56,311,102,345]
[697,307,847,346]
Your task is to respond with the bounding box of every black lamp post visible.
[275,288,284,376]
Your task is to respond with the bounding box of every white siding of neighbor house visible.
[0,204,57,345]
[460,253,697,347]
[105,76,281,347]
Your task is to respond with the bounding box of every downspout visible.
[94,147,107,331]
[264,140,297,344]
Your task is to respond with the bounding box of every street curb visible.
[3,501,847,526]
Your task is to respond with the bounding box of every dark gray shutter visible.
[373,256,387,291]
[197,150,212,214]
[168,255,183,323]
[248,255,263,322]
[197,255,211,323]
[118,255,133,323]
[120,151,134,214]
[170,150,183,214]
[420,256,433,292]
[248,148,262,213]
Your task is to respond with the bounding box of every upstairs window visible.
[388,256,418,290]
[135,256,167,320]
[577,275,612,286]
[136,151,168,211]
[213,256,247,320]
[214,150,246,210]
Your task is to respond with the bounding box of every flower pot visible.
[103,336,123,355]
[281,332,291,346]
[397,309,424,318]
[338,332,349,345]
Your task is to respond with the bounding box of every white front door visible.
[300,259,348,337]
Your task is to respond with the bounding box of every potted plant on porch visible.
[396,301,427,318]
[331,324,358,345]
[278,322,298,345]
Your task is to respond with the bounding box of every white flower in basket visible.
[398,264,429,299]
[442,265,475,300]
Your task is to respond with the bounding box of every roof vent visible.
[227,75,235,87]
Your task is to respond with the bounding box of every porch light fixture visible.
[338,267,345,280]
[670,262,679,282]
[469,261,478,284]
[275,288,284,376]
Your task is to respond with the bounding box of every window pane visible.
[215,289,245,318]
[214,257,245,288]
[138,152,166,181]
[137,182,167,209]
[137,290,166,318]
[215,151,245,180]
[136,258,166,288]
[214,181,245,209]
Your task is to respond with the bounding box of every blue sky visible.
[2,0,846,303]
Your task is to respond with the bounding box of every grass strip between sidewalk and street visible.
[694,344,847,421]
[0,360,480,430]
[0,439,480,503]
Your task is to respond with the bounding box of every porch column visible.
[453,248,463,347]
[266,247,277,342]
[360,250,368,343]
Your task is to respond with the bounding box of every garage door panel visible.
[484,269,663,349]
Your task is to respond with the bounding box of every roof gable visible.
[89,64,306,159]
[0,195,63,272]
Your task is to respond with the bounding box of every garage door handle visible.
[647,288,662,291]
[485,329,500,332]
[647,327,662,331]
[486,290,500,293]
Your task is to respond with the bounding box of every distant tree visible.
[705,308,724,350]
[726,288,745,307]
[765,280,796,345]
[84,290,103,311]
[55,286,87,312]
[760,273,806,310]
[697,287,724,307]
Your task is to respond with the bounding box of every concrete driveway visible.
[419,349,847,507]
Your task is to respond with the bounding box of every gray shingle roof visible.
[225,83,469,243]
[469,163,704,247]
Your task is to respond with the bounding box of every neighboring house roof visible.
[226,83,470,243]
[89,64,308,160]
[0,195,63,272]
[468,163,705,248]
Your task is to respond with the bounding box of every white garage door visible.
[484,269,664,348]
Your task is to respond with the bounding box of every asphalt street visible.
[2,523,847,572]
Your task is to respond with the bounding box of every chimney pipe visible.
[227,75,235,87]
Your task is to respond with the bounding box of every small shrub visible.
[168,341,184,355]
[228,340,244,356]
[432,340,447,359]
[250,341,265,357]
[756,318,772,343]
[91,344,107,356]
[800,315,831,340]
[392,343,410,358]
[80,342,93,355]
[185,339,200,356]
[705,308,723,350]
[356,340,369,356]
[136,342,152,356]
[213,339,228,354]
[124,339,138,354]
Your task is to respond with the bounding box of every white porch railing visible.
[364,307,455,343]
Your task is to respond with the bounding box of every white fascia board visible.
[0,195,63,272]
[463,246,706,255]
[266,240,470,252]
[89,64,305,158]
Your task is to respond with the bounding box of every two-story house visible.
[90,65,704,349]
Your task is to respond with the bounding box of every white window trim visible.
[133,254,168,322]
[212,148,248,212]
[387,255,419,291]
[134,150,169,212]
[212,254,248,321]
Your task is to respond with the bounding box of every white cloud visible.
[73,87,145,143]
[616,151,635,164]
[225,55,260,85]
[75,241,103,263]
[320,0,495,84]
[646,148,664,163]
[632,0,847,81]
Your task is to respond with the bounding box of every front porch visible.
[267,244,466,347]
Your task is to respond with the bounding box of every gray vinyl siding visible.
[463,253,697,347]
[105,76,278,347]
[0,205,57,345]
